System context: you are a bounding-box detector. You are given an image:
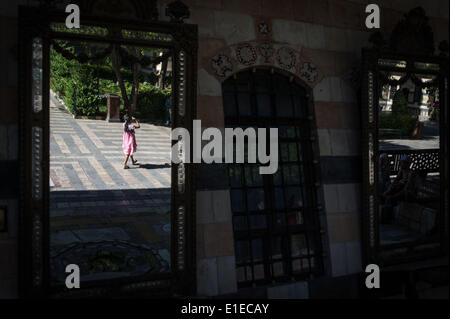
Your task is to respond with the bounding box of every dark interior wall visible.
[0,0,448,298]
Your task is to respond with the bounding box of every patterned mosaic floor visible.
[49,95,172,283]
[50,95,171,191]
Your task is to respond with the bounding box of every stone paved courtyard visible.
[380,121,440,150]
[49,95,172,283]
[380,136,439,150]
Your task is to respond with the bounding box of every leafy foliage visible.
[135,84,171,120]
[50,45,168,120]
[50,46,102,116]
[379,90,418,136]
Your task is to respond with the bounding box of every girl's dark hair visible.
[124,114,131,133]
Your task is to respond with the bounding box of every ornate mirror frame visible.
[18,2,197,297]
[360,8,448,267]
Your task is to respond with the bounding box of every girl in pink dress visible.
[122,114,140,169]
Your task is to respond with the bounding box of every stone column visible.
[106,94,121,122]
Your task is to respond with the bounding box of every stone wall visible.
[174,0,449,297]
[0,0,448,298]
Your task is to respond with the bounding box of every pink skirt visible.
[122,132,137,155]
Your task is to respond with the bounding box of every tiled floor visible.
[380,136,439,150]
[380,122,439,150]
[50,95,171,191]
[49,95,172,283]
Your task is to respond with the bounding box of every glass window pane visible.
[293,94,307,118]
[292,259,302,273]
[223,93,236,117]
[280,143,289,162]
[274,187,285,209]
[288,143,298,161]
[291,234,308,257]
[236,266,246,282]
[229,165,243,187]
[306,233,315,255]
[274,213,285,227]
[236,73,251,92]
[297,142,303,162]
[280,143,298,162]
[296,126,310,138]
[285,187,303,209]
[257,93,271,117]
[231,189,246,212]
[282,164,301,185]
[279,126,296,138]
[276,94,293,117]
[292,258,310,273]
[309,257,316,269]
[235,240,250,264]
[252,238,264,262]
[254,73,271,92]
[247,188,265,211]
[287,211,303,225]
[249,215,267,230]
[273,167,283,186]
[244,165,263,187]
[272,261,284,277]
[273,73,289,91]
[271,236,283,259]
[233,216,248,231]
[238,93,251,116]
[253,264,265,280]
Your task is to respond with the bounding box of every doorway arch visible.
[222,67,325,286]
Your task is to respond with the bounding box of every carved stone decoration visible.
[258,42,274,63]
[166,0,190,23]
[236,43,257,66]
[298,62,318,83]
[276,47,296,70]
[389,7,435,55]
[257,21,270,36]
[211,54,233,77]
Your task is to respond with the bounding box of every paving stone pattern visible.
[49,97,172,283]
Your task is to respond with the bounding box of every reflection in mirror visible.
[48,40,173,284]
[378,71,440,246]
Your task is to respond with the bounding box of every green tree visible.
[391,89,407,114]
[110,45,169,116]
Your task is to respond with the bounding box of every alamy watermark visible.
[171,120,279,175]
[365,264,380,289]
[65,264,80,289]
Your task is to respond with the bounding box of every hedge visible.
[50,47,168,120]
[379,89,418,137]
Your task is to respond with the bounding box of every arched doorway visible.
[222,68,324,287]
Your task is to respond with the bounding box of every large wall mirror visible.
[19,2,197,297]
[361,8,448,266]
